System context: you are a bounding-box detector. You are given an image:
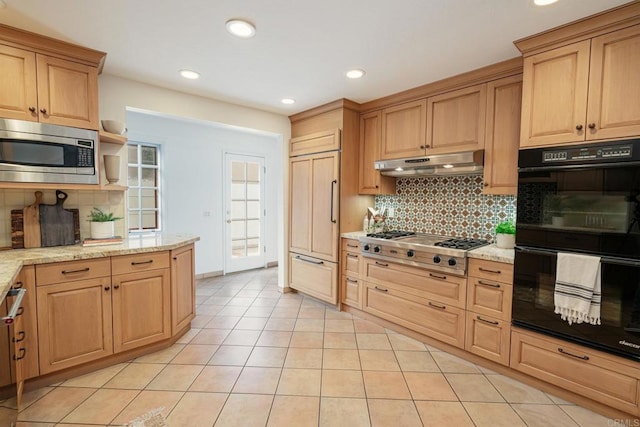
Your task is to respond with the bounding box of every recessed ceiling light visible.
[534,0,559,5]
[226,19,256,38]
[281,98,295,105]
[179,69,200,80]
[346,69,366,79]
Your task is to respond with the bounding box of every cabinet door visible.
[11,266,39,380]
[290,129,340,157]
[483,75,522,195]
[359,111,396,195]
[36,54,99,130]
[112,269,171,353]
[380,100,427,160]
[0,301,11,387]
[465,311,510,366]
[171,244,195,335]
[520,41,591,147]
[37,277,113,374]
[0,44,37,122]
[289,152,339,262]
[587,25,640,141]
[341,275,362,309]
[426,84,487,154]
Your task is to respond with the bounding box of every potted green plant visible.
[495,221,516,249]
[88,207,122,239]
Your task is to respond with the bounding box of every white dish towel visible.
[554,252,602,325]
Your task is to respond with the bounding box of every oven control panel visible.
[542,144,633,163]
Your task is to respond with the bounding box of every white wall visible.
[99,74,291,287]
[126,110,281,277]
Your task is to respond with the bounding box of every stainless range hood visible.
[375,150,484,177]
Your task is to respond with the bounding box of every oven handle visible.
[2,288,27,325]
[519,161,640,173]
[516,246,640,268]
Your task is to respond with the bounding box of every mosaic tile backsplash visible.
[375,175,516,242]
[0,189,126,248]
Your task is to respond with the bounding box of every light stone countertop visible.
[341,231,368,239]
[0,233,199,305]
[468,244,515,264]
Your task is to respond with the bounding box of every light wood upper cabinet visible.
[426,84,487,154]
[520,40,591,147]
[0,46,99,130]
[289,151,339,262]
[0,44,37,122]
[36,55,99,130]
[290,129,340,157]
[171,244,196,335]
[483,75,522,195]
[380,100,427,160]
[358,111,396,195]
[521,25,640,148]
[587,25,640,140]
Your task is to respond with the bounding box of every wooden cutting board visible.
[23,191,43,249]
[40,190,76,247]
[11,208,80,249]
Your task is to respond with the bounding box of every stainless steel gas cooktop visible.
[359,230,488,275]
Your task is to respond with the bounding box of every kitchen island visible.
[0,233,198,407]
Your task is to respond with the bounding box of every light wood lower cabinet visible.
[112,269,170,353]
[341,276,362,309]
[290,253,338,305]
[363,281,465,348]
[37,277,113,375]
[467,277,513,321]
[511,329,640,416]
[171,244,196,334]
[465,311,510,366]
[340,238,363,309]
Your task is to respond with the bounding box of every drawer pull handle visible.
[476,316,499,325]
[13,348,26,361]
[558,347,589,361]
[346,278,358,283]
[428,301,446,310]
[12,281,23,290]
[131,260,154,266]
[12,331,25,343]
[2,289,26,325]
[295,256,324,265]
[477,280,501,288]
[62,267,90,274]
[346,244,358,248]
[375,261,388,267]
[429,273,446,280]
[347,254,359,259]
[374,286,388,292]
[478,267,501,274]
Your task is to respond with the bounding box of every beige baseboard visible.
[195,270,223,279]
[266,261,278,268]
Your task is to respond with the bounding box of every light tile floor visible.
[0,267,623,426]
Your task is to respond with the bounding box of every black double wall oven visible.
[513,139,640,361]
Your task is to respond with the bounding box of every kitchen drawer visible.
[341,275,362,309]
[342,238,361,253]
[363,258,466,308]
[467,276,513,321]
[342,250,362,277]
[111,251,170,276]
[363,281,465,348]
[36,258,111,286]
[465,311,510,366]
[511,329,640,416]
[289,253,338,305]
[468,258,513,285]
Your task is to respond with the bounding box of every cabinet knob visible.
[375,185,379,188]
[28,107,36,113]
[588,123,596,129]
[114,285,120,290]
[484,183,489,187]
[104,286,110,291]
[576,124,583,131]
[40,108,47,114]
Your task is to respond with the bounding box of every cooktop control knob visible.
[407,250,415,258]
[374,246,381,253]
[448,258,457,266]
[433,255,441,264]
[363,244,370,251]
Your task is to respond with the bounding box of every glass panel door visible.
[225,153,265,273]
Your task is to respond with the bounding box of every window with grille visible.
[127,143,160,232]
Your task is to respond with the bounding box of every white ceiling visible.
[0,0,631,116]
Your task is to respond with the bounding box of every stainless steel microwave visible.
[0,118,98,185]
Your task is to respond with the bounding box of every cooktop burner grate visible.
[434,238,489,250]
[366,230,416,239]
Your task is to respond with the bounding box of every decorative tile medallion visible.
[375,176,516,241]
